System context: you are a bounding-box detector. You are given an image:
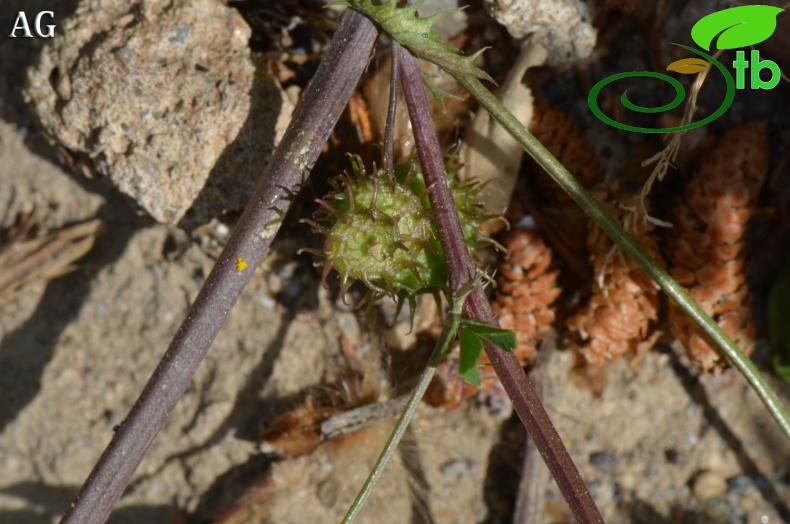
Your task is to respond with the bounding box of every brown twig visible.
[513,334,556,524]
[395,43,603,524]
[59,10,379,523]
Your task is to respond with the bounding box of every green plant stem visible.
[342,301,463,524]
[455,73,790,442]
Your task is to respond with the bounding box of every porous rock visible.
[25,0,293,226]
[484,0,597,65]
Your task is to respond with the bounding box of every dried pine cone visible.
[667,123,768,373]
[491,228,562,365]
[524,103,605,275]
[566,185,663,367]
[528,103,604,200]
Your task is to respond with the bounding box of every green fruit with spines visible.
[304,156,490,306]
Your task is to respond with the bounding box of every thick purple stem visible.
[396,44,604,524]
[395,46,475,291]
[60,11,378,524]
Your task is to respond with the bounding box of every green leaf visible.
[769,260,790,382]
[466,325,516,352]
[459,328,484,386]
[420,71,463,113]
[338,0,493,84]
[691,5,783,51]
[456,318,495,329]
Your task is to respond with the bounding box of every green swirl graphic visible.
[588,44,735,133]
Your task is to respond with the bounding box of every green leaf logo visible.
[691,5,784,51]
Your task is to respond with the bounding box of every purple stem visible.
[60,10,378,524]
[395,43,604,524]
[383,45,399,175]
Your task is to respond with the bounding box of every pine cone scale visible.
[492,228,561,365]
[667,123,768,372]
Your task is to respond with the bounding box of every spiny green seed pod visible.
[303,157,490,305]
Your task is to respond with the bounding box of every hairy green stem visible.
[456,74,790,442]
[342,300,463,523]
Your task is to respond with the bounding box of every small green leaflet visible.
[458,318,516,386]
[420,70,463,113]
[333,0,493,84]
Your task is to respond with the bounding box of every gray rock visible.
[25,0,294,226]
[484,0,597,66]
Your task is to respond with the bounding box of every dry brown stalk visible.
[637,48,724,228]
[0,217,103,301]
[667,123,768,372]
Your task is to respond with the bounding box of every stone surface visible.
[25,0,294,226]
[484,0,597,65]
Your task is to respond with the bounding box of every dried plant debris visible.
[458,41,547,221]
[523,103,604,277]
[423,354,480,410]
[211,307,428,523]
[667,123,768,373]
[492,228,561,366]
[217,396,406,523]
[598,0,645,15]
[364,53,469,163]
[566,186,663,369]
[423,343,517,412]
[260,373,404,460]
[0,215,103,301]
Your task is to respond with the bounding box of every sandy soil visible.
[2,2,790,524]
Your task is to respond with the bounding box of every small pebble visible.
[316,477,339,507]
[439,459,474,480]
[664,448,683,464]
[589,451,617,474]
[692,470,728,499]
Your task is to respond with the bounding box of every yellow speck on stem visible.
[236,257,248,272]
